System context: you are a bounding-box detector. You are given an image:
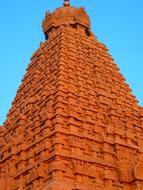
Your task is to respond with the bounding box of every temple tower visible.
[0,1,143,190]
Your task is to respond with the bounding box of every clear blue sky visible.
[0,0,143,125]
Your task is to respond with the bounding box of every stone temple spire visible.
[63,0,70,6]
[1,1,143,190]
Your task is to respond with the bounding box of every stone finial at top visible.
[63,0,70,6]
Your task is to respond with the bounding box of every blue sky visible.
[0,0,143,125]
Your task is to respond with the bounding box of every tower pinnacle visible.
[63,0,70,6]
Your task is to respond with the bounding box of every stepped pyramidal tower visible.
[0,1,143,190]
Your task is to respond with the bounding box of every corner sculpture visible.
[0,1,143,190]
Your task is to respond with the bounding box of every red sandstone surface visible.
[0,1,143,190]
